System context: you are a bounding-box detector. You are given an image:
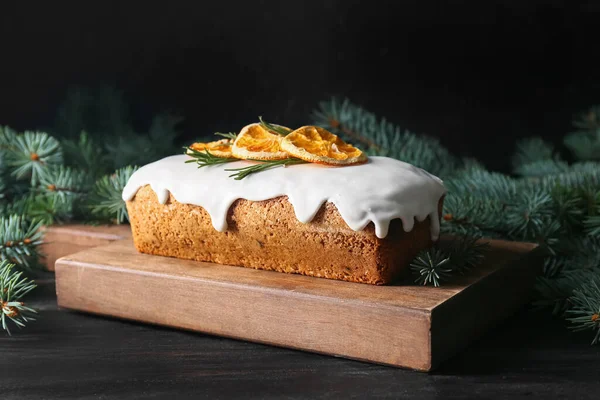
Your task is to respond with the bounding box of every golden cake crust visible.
[126,185,441,285]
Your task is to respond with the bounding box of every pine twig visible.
[0,260,37,335]
[312,97,458,177]
[410,247,453,287]
[410,235,489,287]
[8,131,63,186]
[511,137,558,175]
[39,166,91,200]
[89,166,138,224]
[60,131,108,178]
[566,279,600,345]
[0,125,18,150]
[0,215,44,270]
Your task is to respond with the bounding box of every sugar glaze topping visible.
[122,155,447,239]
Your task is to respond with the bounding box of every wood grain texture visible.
[55,238,542,371]
[40,224,131,271]
[4,273,599,400]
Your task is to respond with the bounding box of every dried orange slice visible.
[232,123,290,160]
[188,139,234,158]
[281,126,367,165]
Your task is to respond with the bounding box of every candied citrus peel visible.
[188,139,235,158]
[281,125,367,165]
[232,123,290,160]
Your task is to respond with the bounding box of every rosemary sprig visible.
[258,116,292,136]
[226,158,306,180]
[184,118,302,179]
[214,132,237,141]
[184,147,238,167]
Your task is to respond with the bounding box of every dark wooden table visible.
[2,273,598,400]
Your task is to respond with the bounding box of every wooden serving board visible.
[40,224,132,271]
[55,238,542,371]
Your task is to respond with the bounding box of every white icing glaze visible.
[122,155,447,240]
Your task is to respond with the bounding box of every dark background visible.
[1,0,599,171]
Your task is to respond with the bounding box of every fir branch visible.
[459,157,487,172]
[0,215,44,270]
[552,185,586,232]
[0,178,5,203]
[566,279,600,345]
[511,137,557,174]
[410,247,452,287]
[258,116,292,136]
[0,125,18,150]
[563,128,600,162]
[226,158,307,180]
[0,260,37,335]
[584,215,600,237]
[542,255,567,279]
[447,235,490,274]
[535,162,600,191]
[312,98,458,177]
[505,188,555,240]
[447,168,517,202]
[441,169,520,237]
[312,99,382,150]
[533,269,597,315]
[514,159,569,178]
[411,236,489,287]
[564,106,600,162]
[104,113,182,170]
[582,189,600,236]
[2,192,73,225]
[0,197,27,218]
[8,131,63,186]
[561,237,600,273]
[89,166,138,224]
[441,194,506,236]
[60,131,107,177]
[23,194,75,226]
[38,166,91,200]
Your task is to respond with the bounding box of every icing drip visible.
[122,155,447,240]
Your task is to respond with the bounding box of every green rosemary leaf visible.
[214,132,237,141]
[258,116,292,136]
[184,147,238,167]
[226,158,306,180]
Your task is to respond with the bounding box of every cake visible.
[122,154,447,285]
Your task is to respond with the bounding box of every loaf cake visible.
[122,155,447,285]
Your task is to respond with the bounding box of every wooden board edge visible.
[55,250,434,371]
[428,245,545,371]
[41,224,132,271]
